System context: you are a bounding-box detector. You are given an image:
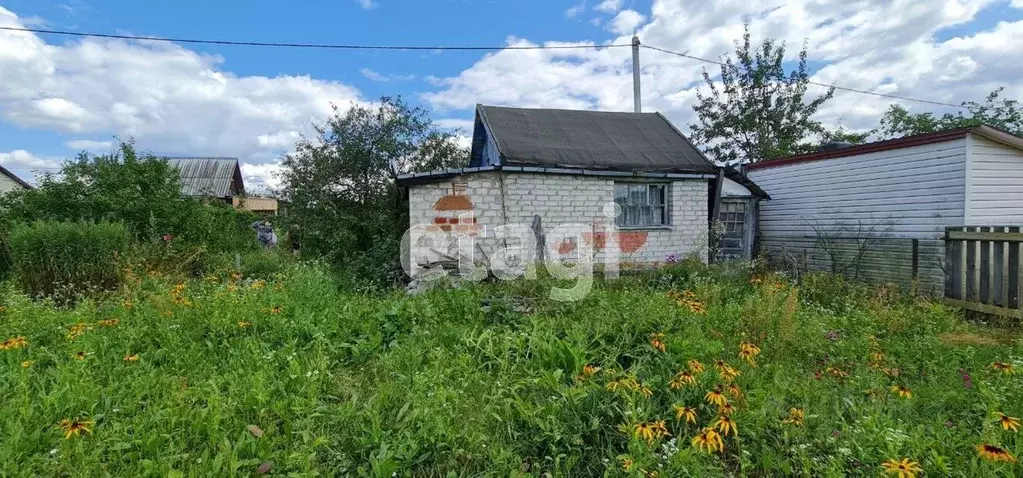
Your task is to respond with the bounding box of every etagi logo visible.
[401,203,625,301]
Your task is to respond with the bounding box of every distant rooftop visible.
[166,157,244,198]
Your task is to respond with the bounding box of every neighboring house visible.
[0,164,31,194]
[167,157,245,201]
[232,196,279,215]
[746,125,1023,293]
[398,105,766,273]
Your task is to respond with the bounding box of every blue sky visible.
[1,0,1021,190]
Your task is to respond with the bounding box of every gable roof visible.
[747,125,1023,171]
[0,164,32,190]
[166,157,244,198]
[471,105,716,174]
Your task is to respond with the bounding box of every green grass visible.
[0,264,1020,476]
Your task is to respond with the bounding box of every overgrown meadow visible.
[1,261,1020,476]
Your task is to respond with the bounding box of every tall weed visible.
[9,221,127,300]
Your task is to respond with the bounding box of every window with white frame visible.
[614,183,670,228]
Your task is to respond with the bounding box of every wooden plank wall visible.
[943,226,1023,319]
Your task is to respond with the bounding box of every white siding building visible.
[0,165,31,194]
[747,125,1023,293]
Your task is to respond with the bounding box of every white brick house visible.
[398,105,766,274]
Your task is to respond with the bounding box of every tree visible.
[276,96,467,281]
[875,87,1023,139]
[689,25,837,164]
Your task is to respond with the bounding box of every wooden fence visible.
[943,226,1023,319]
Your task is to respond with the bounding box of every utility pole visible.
[631,35,642,113]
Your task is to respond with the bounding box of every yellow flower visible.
[891,385,912,399]
[231,272,243,281]
[727,384,743,399]
[991,362,1016,375]
[270,305,283,315]
[577,364,600,381]
[649,338,667,353]
[881,458,922,478]
[58,418,94,439]
[738,341,761,365]
[782,408,804,426]
[640,470,659,478]
[66,323,92,340]
[638,385,653,397]
[995,412,1020,432]
[669,370,696,389]
[713,415,738,437]
[96,319,120,327]
[21,360,34,368]
[826,366,849,378]
[237,321,252,328]
[251,280,266,290]
[705,386,728,407]
[605,379,624,392]
[634,423,655,443]
[687,360,705,374]
[714,359,729,372]
[717,403,736,416]
[650,420,670,439]
[720,366,741,382]
[674,405,697,424]
[691,427,724,453]
[0,336,28,351]
[738,349,757,366]
[976,443,1017,463]
[621,457,634,472]
[73,351,91,360]
[124,354,139,362]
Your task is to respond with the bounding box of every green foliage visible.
[876,88,1023,139]
[277,96,468,284]
[8,221,128,300]
[2,264,1019,475]
[689,25,840,164]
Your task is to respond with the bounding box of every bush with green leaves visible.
[8,221,128,300]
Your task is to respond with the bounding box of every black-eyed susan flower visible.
[713,415,738,437]
[669,370,696,389]
[782,407,804,426]
[650,420,669,439]
[58,418,94,439]
[674,405,697,424]
[634,423,655,443]
[688,359,705,374]
[270,305,282,315]
[720,366,741,382]
[705,386,728,407]
[738,341,761,365]
[717,403,736,416]
[714,359,729,372]
[577,364,600,381]
[621,457,634,472]
[727,384,743,399]
[976,443,1017,463]
[692,427,724,453]
[21,360,34,368]
[73,351,91,360]
[124,354,139,362]
[995,412,1020,432]
[96,319,120,327]
[649,332,667,353]
[826,366,849,378]
[640,470,659,478]
[0,336,27,351]
[237,321,252,328]
[638,384,653,397]
[881,458,922,478]
[991,362,1016,375]
[891,385,912,399]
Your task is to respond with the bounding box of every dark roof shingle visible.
[474,105,716,174]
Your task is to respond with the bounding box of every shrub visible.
[9,221,128,299]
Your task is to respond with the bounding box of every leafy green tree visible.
[276,96,467,282]
[689,25,837,164]
[875,88,1023,139]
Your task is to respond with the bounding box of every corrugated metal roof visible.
[167,157,244,198]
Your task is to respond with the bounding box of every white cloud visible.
[65,139,113,151]
[595,0,624,13]
[608,10,645,35]
[434,118,474,132]
[0,150,63,184]
[359,68,415,83]
[0,6,365,190]
[423,0,1023,144]
[565,0,587,18]
[356,0,377,10]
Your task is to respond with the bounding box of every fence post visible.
[911,238,919,283]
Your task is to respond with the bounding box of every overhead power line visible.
[0,26,632,51]
[641,44,967,109]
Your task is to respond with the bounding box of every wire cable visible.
[642,44,966,109]
[0,26,632,51]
